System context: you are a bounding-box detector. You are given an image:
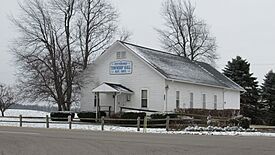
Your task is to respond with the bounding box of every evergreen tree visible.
[261,70,275,125]
[223,56,261,124]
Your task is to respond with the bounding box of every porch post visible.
[96,92,100,121]
[113,92,117,113]
[165,85,169,112]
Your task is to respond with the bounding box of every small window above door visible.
[116,51,126,59]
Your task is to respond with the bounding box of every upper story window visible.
[141,89,148,108]
[176,91,180,109]
[127,94,131,101]
[116,51,126,59]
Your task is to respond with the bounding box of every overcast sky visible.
[0,0,274,85]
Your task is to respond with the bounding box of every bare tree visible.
[11,0,76,111]
[77,0,118,70]
[11,0,118,111]
[118,28,133,42]
[0,84,17,116]
[156,0,217,63]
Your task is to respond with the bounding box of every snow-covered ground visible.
[3,109,49,117]
[1,109,275,137]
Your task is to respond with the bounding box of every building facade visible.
[80,41,244,113]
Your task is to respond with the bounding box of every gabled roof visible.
[92,82,133,94]
[196,62,245,91]
[119,41,244,91]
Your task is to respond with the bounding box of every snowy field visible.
[3,109,49,117]
[0,109,275,137]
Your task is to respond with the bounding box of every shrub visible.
[109,113,121,119]
[50,111,75,121]
[150,113,178,119]
[166,113,178,118]
[149,113,179,128]
[77,111,106,122]
[228,115,251,129]
[185,126,256,132]
[177,109,239,118]
[150,113,166,119]
[120,112,146,119]
[114,112,146,125]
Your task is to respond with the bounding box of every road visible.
[0,126,274,155]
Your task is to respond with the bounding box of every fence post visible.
[166,116,170,131]
[137,117,140,131]
[101,116,104,131]
[46,115,49,128]
[19,115,22,127]
[143,116,147,133]
[68,115,72,130]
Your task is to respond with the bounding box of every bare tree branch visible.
[76,0,118,70]
[156,0,218,63]
[118,28,133,42]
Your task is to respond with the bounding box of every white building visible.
[80,41,244,114]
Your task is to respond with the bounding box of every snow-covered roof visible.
[120,41,244,91]
[92,82,133,94]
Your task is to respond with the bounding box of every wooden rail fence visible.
[0,115,205,131]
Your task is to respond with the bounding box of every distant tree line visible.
[10,104,58,112]
[10,103,80,112]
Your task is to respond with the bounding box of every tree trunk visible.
[58,104,62,111]
[1,110,4,117]
[67,102,71,111]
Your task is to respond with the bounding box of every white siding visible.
[165,80,226,111]
[224,90,240,109]
[80,42,165,112]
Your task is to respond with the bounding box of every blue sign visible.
[110,61,133,75]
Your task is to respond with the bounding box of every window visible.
[176,91,180,109]
[116,51,126,59]
[202,94,206,109]
[116,52,121,59]
[126,94,131,101]
[141,90,148,108]
[214,95,217,110]
[121,51,126,59]
[190,93,193,108]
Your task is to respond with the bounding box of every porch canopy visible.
[92,82,133,94]
[92,82,133,118]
